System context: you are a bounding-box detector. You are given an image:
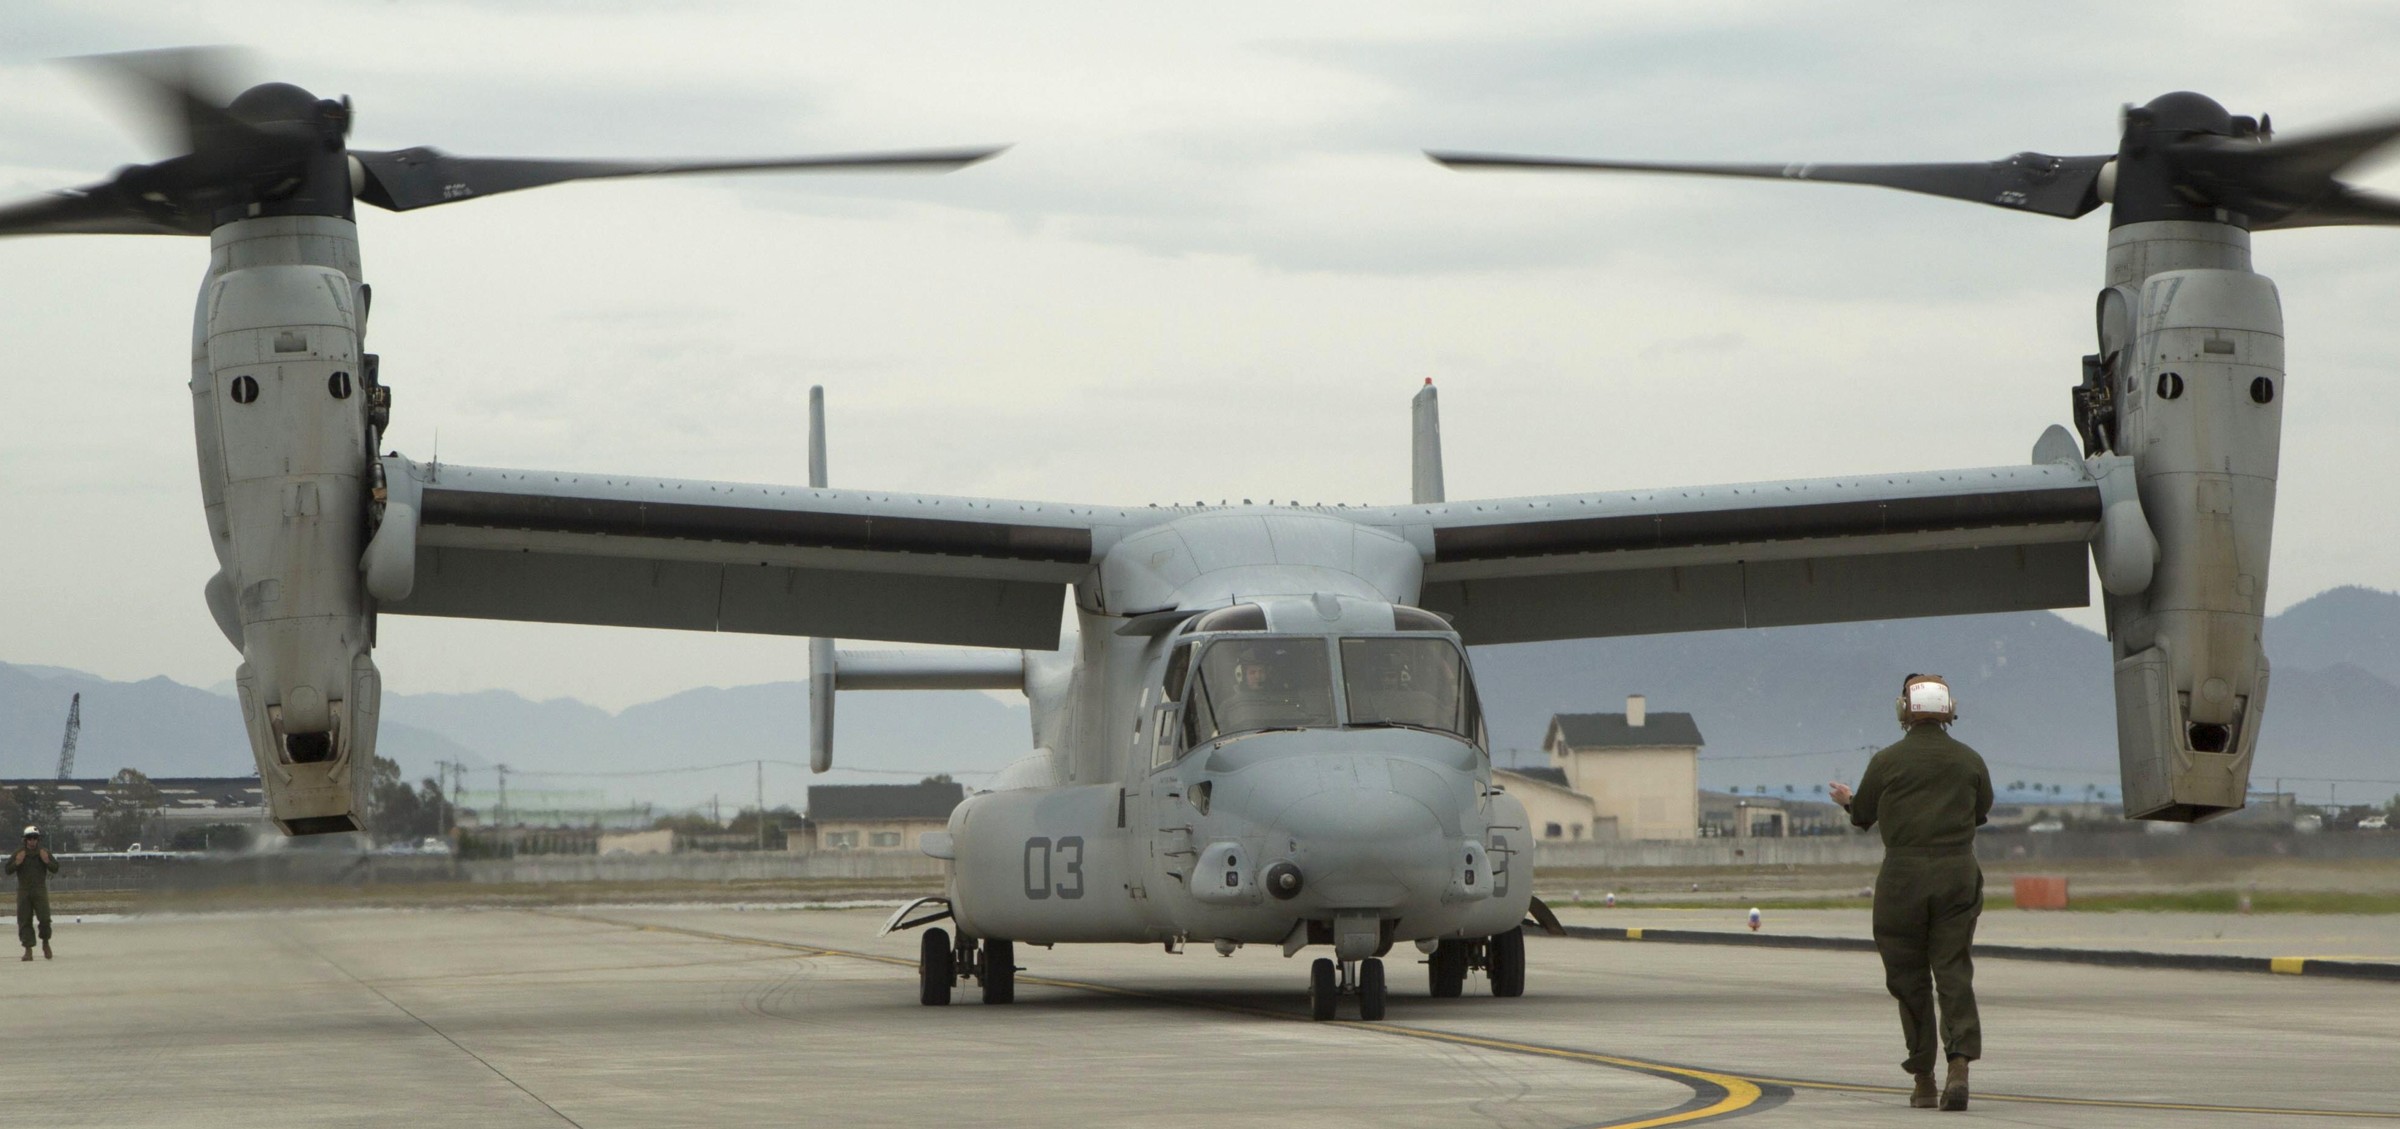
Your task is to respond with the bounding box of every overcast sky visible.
[6,1,2400,714]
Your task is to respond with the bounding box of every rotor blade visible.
[2246,114,2400,186]
[0,177,204,238]
[65,47,254,157]
[2255,185,2400,229]
[2169,113,2400,227]
[1427,150,2112,219]
[351,145,1010,212]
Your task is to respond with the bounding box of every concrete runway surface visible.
[9,907,2394,1128]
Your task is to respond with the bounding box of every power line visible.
[1698,745,1878,763]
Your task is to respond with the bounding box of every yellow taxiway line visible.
[560,912,2400,1126]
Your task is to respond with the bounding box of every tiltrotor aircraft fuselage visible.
[9,54,2394,1018]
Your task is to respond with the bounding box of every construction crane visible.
[56,693,80,780]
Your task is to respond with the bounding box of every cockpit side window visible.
[1162,643,1194,702]
[1187,636,1337,741]
[1152,643,1197,769]
[1340,636,1481,744]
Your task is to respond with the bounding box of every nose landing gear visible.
[1307,955,1389,1021]
[917,928,1019,1006]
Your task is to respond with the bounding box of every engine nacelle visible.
[193,216,381,834]
[2095,224,2283,820]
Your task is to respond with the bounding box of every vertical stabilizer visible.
[807,385,827,490]
[807,386,836,772]
[1411,378,1445,504]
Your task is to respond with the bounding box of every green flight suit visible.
[8,847,60,950]
[1847,723,1993,1076]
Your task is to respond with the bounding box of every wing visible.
[372,457,1124,649]
[1359,463,2100,645]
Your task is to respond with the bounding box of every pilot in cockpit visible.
[1215,641,1335,732]
[1353,644,1446,731]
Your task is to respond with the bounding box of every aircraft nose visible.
[1267,765,1453,910]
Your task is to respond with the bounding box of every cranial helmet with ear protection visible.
[1895,673,1956,727]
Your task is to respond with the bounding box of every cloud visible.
[4,1,2400,707]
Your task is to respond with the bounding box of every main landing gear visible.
[918,927,1017,1006]
[1423,926,1526,1000]
[1309,955,1388,1021]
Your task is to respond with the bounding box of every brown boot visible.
[1941,1058,1970,1111]
[40,941,51,960]
[1909,1073,1938,1108]
[17,948,28,962]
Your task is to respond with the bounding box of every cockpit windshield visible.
[1186,637,1337,742]
[1340,636,1482,743]
[1176,634,1486,749]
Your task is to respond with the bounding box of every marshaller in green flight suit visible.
[1831,674,1993,1113]
[9,826,61,962]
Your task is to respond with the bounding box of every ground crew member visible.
[9,826,60,962]
[1829,674,1992,1111]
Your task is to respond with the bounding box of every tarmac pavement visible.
[8,906,2395,1128]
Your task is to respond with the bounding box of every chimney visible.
[1626,694,1646,727]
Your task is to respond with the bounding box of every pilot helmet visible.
[1894,673,1957,728]
[21,826,40,840]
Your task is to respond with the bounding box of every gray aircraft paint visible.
[6,65,2346,994]
[196,215,381,834]
[2093,219,2283,819]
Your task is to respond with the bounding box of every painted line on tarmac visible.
[563,913,2400,1124]
[555,912,1776,1129]
[1560,924,2400,982]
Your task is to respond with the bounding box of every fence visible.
[40,849,946,893]
[1532,828,2400,871]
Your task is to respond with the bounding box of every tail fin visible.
[1412,378,1444,504]
[808,387,836,772]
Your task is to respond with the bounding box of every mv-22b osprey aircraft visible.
[7,49,2391,1018]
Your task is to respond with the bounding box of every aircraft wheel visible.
[1308,957,1338,1021]
[919,927,954,1006]
[1428,940,1467,998]
[981,938,1016,1005]
[1488,926,1526,998]
[1359,957,1387,1021]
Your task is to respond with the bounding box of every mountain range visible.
[6,585,2396,811]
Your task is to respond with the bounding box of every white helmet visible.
[1895,674,1956,727]
[20,826,39,838]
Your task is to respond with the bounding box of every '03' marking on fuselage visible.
[1022,836,1085,900]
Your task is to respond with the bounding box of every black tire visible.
[1488,926,1525,998]
[919,927,954,1006]
[1308,957,1338,1021]
[1428,940,1467,998]
[1359,957,1387,1021]
[981,938,1016,1005]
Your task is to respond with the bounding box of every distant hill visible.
[5,586,2396,811]
[0,662,1028,811]
[1476,585,2400,800]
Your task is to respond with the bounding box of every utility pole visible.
[433,759,464,837]
[496,763,511,857]
[756,759,767,851]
